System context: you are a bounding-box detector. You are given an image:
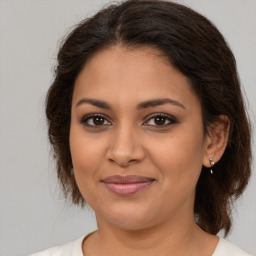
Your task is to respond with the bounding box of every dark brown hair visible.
[46,0,251,236]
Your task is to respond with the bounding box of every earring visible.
[209,158,215,174]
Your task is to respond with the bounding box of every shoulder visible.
[213,238,254,256]
[29,236,84,256]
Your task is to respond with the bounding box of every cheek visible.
[70,134,95,172]
[69,125,104,195]
[149,127,205,189]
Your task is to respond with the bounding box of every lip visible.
[101,175,155,196]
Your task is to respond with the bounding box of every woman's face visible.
[70,46,211,230]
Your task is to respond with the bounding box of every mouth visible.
[101,175,155,196]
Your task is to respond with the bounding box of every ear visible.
[202,115,230,168]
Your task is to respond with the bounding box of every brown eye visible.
[81,114,111,127]
[92,116,105,125]
[154,116,167,125]
[144,114,176,127]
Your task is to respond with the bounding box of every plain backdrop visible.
[0,0,255,255]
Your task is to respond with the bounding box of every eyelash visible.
[80,113,176,128]
[144,113,176,127]
[80,114,111,128]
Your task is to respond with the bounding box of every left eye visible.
[144,114,175,127]
[81,114,111,127]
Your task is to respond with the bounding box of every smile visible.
[101,175,155,196]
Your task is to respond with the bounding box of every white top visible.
[30,235,254,256]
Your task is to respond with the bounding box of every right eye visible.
[80,114,111,127]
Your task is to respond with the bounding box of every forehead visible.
[73,45,198,110]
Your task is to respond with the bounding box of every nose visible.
[106,124,145,167]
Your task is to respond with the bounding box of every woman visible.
[32,0,253,255]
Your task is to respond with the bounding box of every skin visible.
[70,45,229,256]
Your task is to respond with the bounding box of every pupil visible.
[155,116,165,125]
[93,116,104,125]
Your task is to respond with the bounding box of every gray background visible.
[0,0,255,255]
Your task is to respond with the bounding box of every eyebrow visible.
[75,98,111,109]
[137,98,186,110]
[75,98,186,110]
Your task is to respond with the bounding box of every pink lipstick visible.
[101,175,155,196]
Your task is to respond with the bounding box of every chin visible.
[95,201,160,231]
[106,216,155,231]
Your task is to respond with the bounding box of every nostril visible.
[107,153,140,167]
[106,133,146,166]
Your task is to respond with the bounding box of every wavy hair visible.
[46,0,251,236]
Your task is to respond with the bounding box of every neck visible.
[83,214,218,256]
